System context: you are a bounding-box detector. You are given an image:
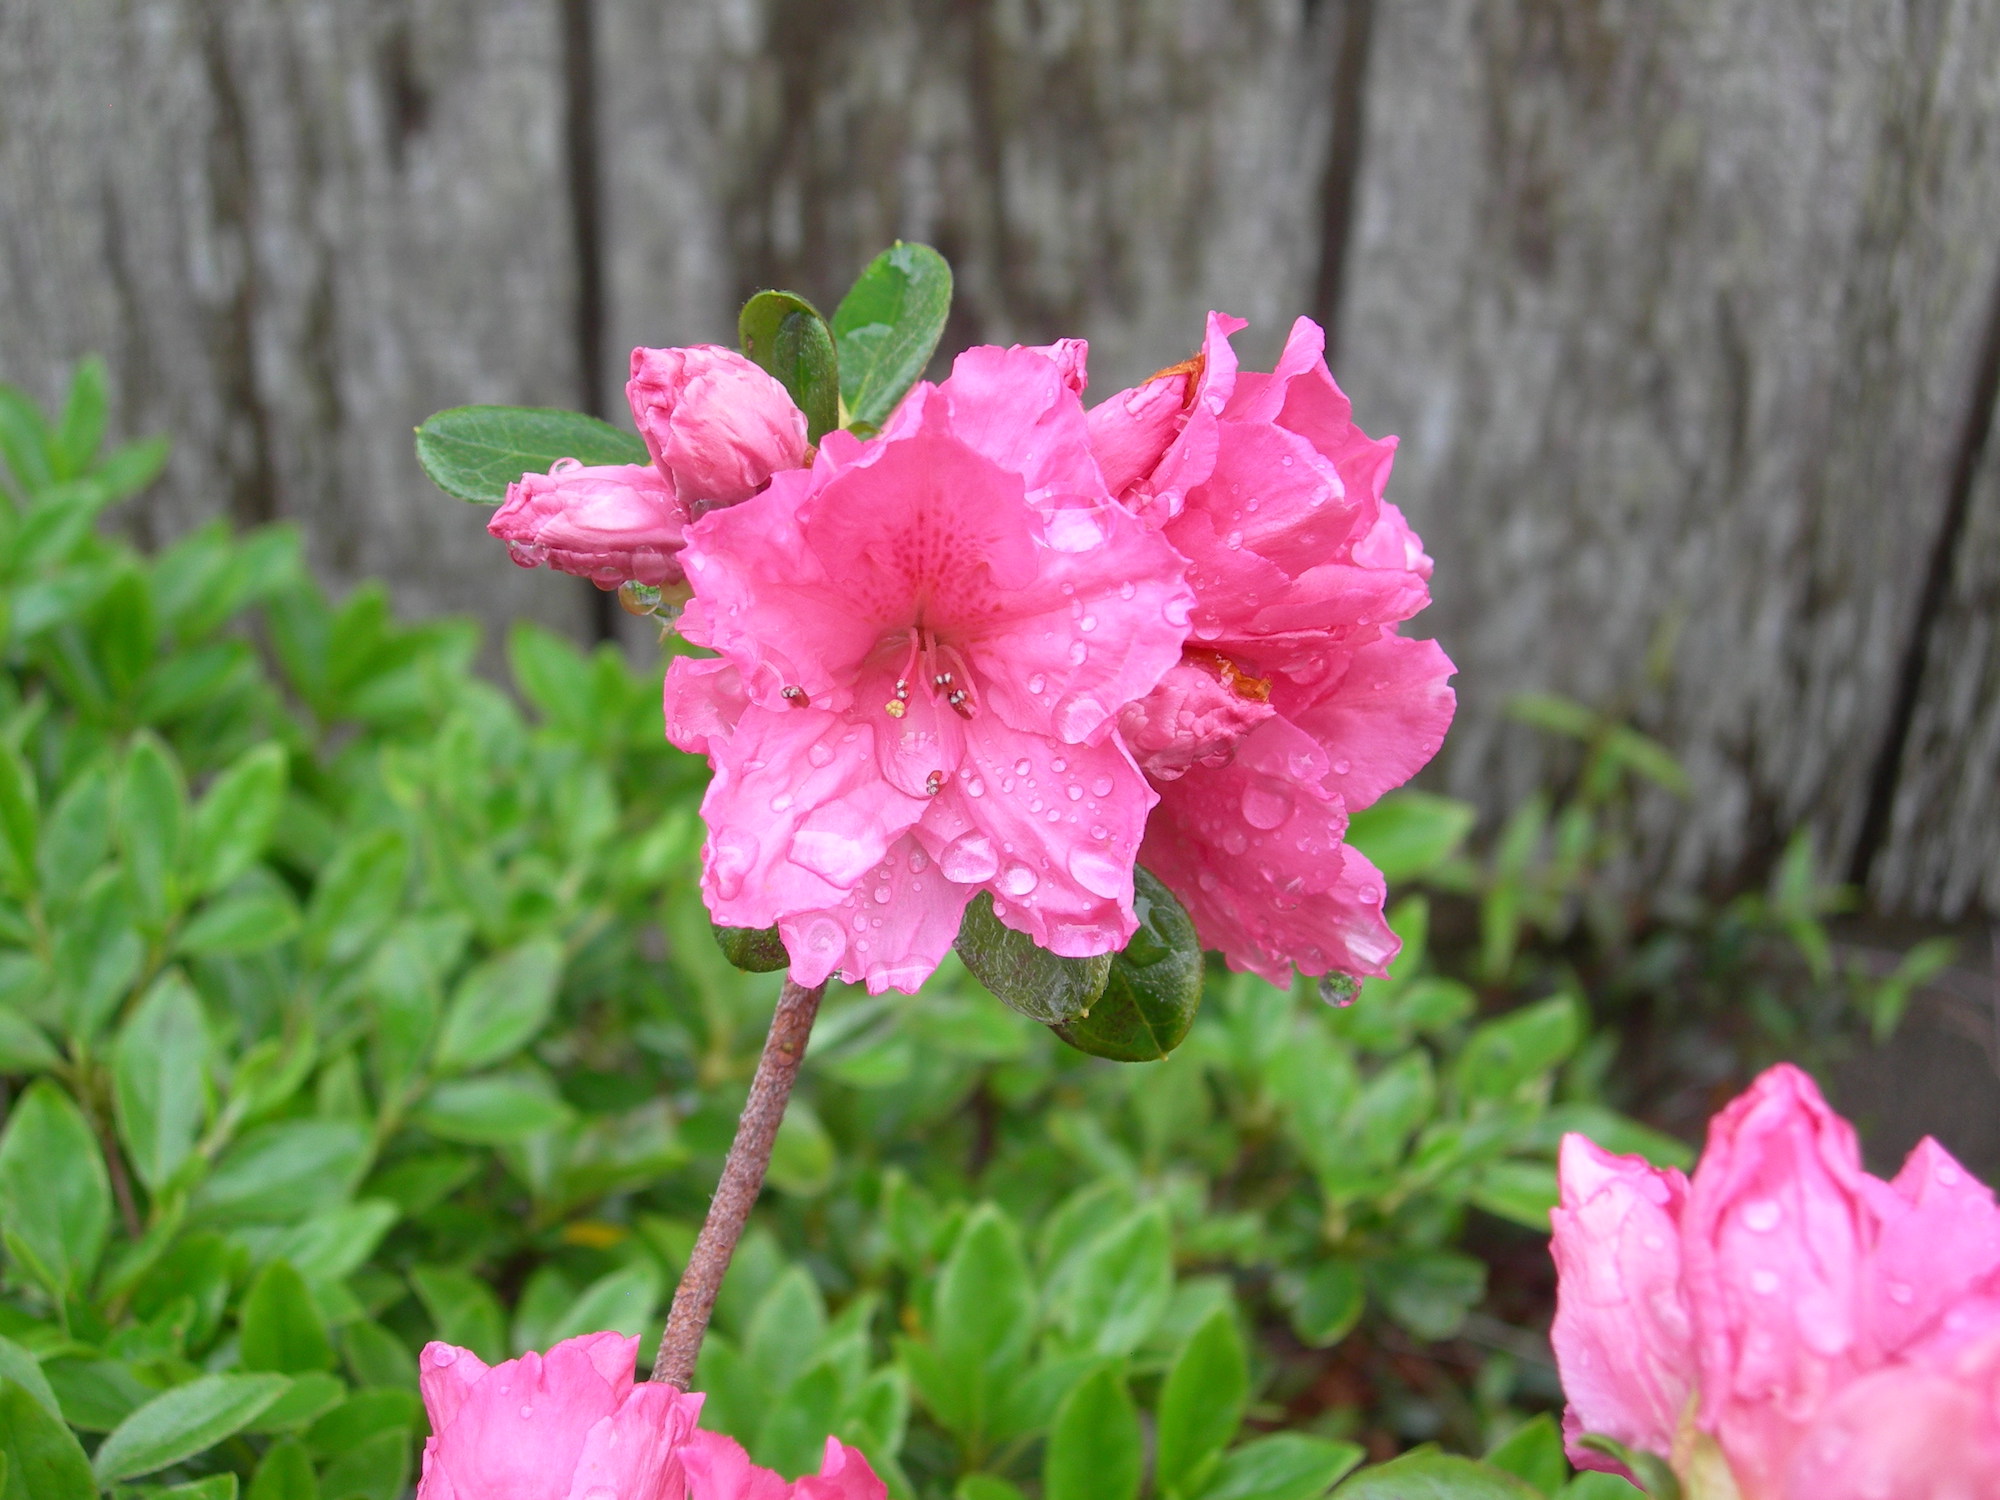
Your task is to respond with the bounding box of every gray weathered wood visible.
[0,0,592,637]
[1335,0,2000,903]
[0,0,1996,916]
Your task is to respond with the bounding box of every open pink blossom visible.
[683,1430,887,1500]
[664,344,1192,993]
[1549,1064,2000,1499]
[415,1332,703,1500]
[492,344,807,592]
[1090,313,1454,982]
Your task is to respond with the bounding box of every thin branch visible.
[650,976,825,1389]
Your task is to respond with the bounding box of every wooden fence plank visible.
[0,0,592,637]
[1335,0,2000,901]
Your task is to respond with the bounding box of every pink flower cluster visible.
[1552,1064,2000,1498]
[495,320,1453,994]
[415,1332,885,1500]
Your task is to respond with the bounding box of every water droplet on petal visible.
[1742,1199,1782,1233]
[908,849,930,873]
[966,778,986,798]
[1887,1281,1915,1305]
[808,742,834,768]
[1118,581,1136,599]
[1332,758,1352,776]
[1002,864,1040,896]
[1079,614,1097,632]
[1090,775,1115,797]
[770,793,793,812]
[1066,784,1083,801]
[1240,782,1291,830]
[1318,973,1360,1007]
[430,1346,459,1367]
[1222,828,1248,855]
[872,885,892,905]
[1068,641,1088,665]
[521,1404,534,1419]
[1067,849,1125,898]
[1750,1270,1779,1296]
[1028,673,1047,694]
[1015,758,1032,775]
[941,833,1000,884]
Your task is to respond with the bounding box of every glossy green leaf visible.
[1454,996,1581,1102]
[1058,1205,1171,1357]
[1043,1364,1141,1500]
[0,742,37,892]
[1284,1258,1364,1349]
[416,1075,573,1144]
[158,1475,240,1500]
[832,243,953,430]
[1200,1434,1365,1500]
[1335,1450,1543,1499]
[177,888,302,955]
[319,1425,411,1500]
[119,732,188,920]
[186,743,286,895]
[248,1438,320,1500]
[544,1261,661,1346]
[1573,1436,1680,1499]
[92,1372,290,1483]
[1372,1252,1486,1341]
[738,291,838,442]
[0,1378,95,1500]
[0,1340,60,1423]
[193,1120,370,1227]
[53,357,108,478]
[0,1079,109,1295]
[113,969,211,1190]
[713,922,789,973]
[415,406,648,504]
[1344,792,1477,884]
[0,1008,58,1072]
[304,829,410,966]
[246,1372,345,1434]
[433,937,563,1074]
[1157,1308,1248,1495]
[929,1205,1035,1429]
[241,1260,336,1374]
[1486,1414,1568,1496]
[1053,867,1201,1061]
[766,1101,836,1197]
[956,891,1111,1025]
[1470,1160,1560,1231]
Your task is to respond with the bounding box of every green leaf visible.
[177,888,302,956]
[1199,1434,1365,1500]
[766,1101,836,1197]
[0,1008,58,1072]
[1372,1253,1486,1341]
[1053,867,1201,1061]
[0,1338,61,1422]
[113,969,211,1190]
[158,1476,240,1499]
[186,744,286,895]
[738,291,838,442]
[1283,1258,1364,1349]
[0,742,37,892]
[248,1438,320,1500]
[246,1372,345,1434]
[194,1120,370,1227]
[1343,792,1477,884]
[0,1377,95,1500]
[433,937,563,1074]
[318,1426,410,1500]
[1454,997,1580,1102]
[241,1261,337,1374]
[832,243,954,430]
[306,1389,423,1457]
[544,1261,661,1346]
[1470,1160,1560,1232]
[416,1075,573,1144]
[713,922,789,973]
[743,1266,827,1395]
[955,891,1111,1025]
[304,829,410,967]
[1486,1414,1568,1497]
[1335,1450,1544,1499]
[1043,1363,1141,1500]
[340,1321,418,1393]
[1058,1205,1172,1357]
[120,733,188,920]
[38,760,110,906]
[52,357,108,478]
[410,1266,508,1364]
[0,1079,110,1295]
[52,870,143,1039]
[92,1372,290,1484]
[415,406,648,504]
[507,621,595,734]
[1157,1308,1248,1496]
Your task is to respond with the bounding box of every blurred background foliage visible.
[0,366,1953,1498]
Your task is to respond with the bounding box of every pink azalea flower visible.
[663,345,1192,993]
[1549,1064,2000,1499]
[683,1430,887,1500]
[492,345,808,591]
[414,1332,703,1500]
[1090,313,1455,982]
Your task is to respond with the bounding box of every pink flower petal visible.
[489,463,692,588]
[628,344,808,508]
[793,1437,890,1500]
[1286,634,1457,812]
[416,1335,638,1500]
[779,834,972,994]
[563,1384,706,1500]
[683,1429,793,1500]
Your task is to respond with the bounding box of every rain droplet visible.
[770,793,794,812]
[941,834,1000,883]
[808,742,834,768]
[1028,673,1047,694]
[872,885,892,905]
[1090,775,1115,797]
[1750,1270,1779,1296]
[966,778,986,798]
[1222,828,1248,855]
[1067,641,1088,665]
[1002,864,1040,896]
[1224,531,1243,550]
[430,1346,459,1367]
[1015,758,1032,775]
[1066,785,1083,801]
[1742,1199,1782,1233]
[1241,782,1292,830]
[1118,581,1136,599]
[1079,615,1097,632]
[908,849,930,873]
[1318,973,1360,1007]
[1887,1281,1915,1305]
[1067,849,1125,899]
[1332,758,1351,776]
[1090,825,1109,840]
[520,1404,534,1419]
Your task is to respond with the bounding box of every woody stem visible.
[650,976,826,1389]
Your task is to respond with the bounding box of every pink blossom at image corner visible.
[1088,311,1455,983]
[662,342,1193,995]
[683,1428,888,1500]
[1547,1063,2000,1500]
[414,1332,703,1500]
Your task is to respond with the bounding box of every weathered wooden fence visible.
[2,0,1996,918]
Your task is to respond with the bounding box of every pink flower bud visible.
[488,461,693,589]
[683,1429,887,1500]
[415,1333,703,1500]
[628,345,810,510]
[1116,655,1275,781]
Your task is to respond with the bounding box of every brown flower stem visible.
[651,975,825,1390]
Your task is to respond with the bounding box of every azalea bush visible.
[0,242,1962,1500]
